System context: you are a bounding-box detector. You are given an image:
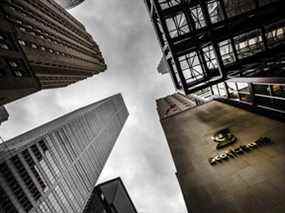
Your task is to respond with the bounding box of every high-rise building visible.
[54,0,86,9]
[0,0,106,105]
[0,94,128,213]
[0,106,9,125]
[83,177,138,213]
[156,94,285,213]
[145,0,285,116]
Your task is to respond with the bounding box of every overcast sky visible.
[0,0,187,212]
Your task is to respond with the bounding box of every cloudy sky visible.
[0,0,187,212]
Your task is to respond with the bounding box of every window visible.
[0,43,9,50]
[0,162,33,212]
[219,39,236,65]
[166,12,189,38]
[234,29,265,59]
[207,0,224,24]
[0,185,18,213]
[55,185,73,212]
[22,150,46,191]
[224,0,255,18]
[190,5,206,29]
[18,40,26,46]
[9,62,18,68]
[179,51,204,84]
[202,45,218,70]
[31,144,56,185]
[13,70,23,77]
[48,193,63,213]
[11,155,41,200]
[31,43,38,49]
[158,0,181,10]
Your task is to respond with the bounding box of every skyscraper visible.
[156,94,285,213]
[54,0,86,9]
[83,177,138,213]
[0,0,106,105]
[144,0,285,116]
[0,106,9,125]
[0,94,128,213]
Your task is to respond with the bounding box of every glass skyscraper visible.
[0,94,128,213]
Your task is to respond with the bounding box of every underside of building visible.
[156,96,285,213]
[145,0,285,116]
[54,0,86,9]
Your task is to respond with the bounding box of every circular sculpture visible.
[211,128,237,149]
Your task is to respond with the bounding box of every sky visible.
[0,0,187,212]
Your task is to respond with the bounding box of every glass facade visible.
[0,94,128,213]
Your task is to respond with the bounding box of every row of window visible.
[7,3,100,60]
[171,25,285,85]
[164,0,280,39]
[158,0,278,13]
[0,33,30,78]
[9,1,95,51]
[28,0,92,41]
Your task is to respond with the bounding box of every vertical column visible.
[6,159,38,210]
[0,174,26,213]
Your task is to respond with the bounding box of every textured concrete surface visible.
[161,101,285,213]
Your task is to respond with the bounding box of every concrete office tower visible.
[0,106,9,125]
[156,95,285,213]
[54,0,86,9]
[0,94,128,213]
[0,0,106,105]
[83,177,137,213]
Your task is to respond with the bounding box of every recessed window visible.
[31,43,38,49]
[20,27,26,32]
[13,70,23,77]
[18,40,26,46]
[9,61,18,68]
[0,43,9,50]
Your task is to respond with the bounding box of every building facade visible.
[54,0,86,9]
[83,177,138,213]
[0,0,106,105]
[144,0,285,91]
[156,95,285,212]
[0,106,9,125]
[145,0,285,118]
[0,94,128,213]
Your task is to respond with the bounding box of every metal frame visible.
[145,0,285,94]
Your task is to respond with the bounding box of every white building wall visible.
[0,94,128,213]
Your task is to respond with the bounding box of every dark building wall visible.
[0,106,9,125]
[158,99,285,213]
[0,0,106,105]
[84,178,137,213]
